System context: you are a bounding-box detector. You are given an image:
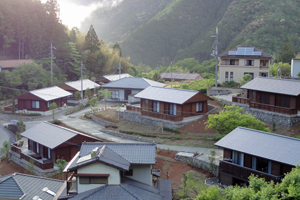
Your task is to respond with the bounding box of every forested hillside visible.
[84,0,300,67]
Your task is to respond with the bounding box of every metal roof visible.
[68,177,163,200]
[241,77,300,96]
[215,127,300,166]
[218,46,272,58]
[0,173,63,200]
[21,122,99,149]
[65,79,100,90]
[0,59,34,69]
[134,86,211,104]
[30,86,72,101]
[161,73,202,80]
[103,73,132,81]
[101,77,166,89]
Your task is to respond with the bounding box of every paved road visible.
[0,125,15,157]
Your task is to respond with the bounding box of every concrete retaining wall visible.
[217,98,300,127]
[91,115,114,126]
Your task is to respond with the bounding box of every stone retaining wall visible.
[175,152,218,176]
[91,115,114,126]
[101,130,158,144]
[10,151,58,177]
[217,98,300,127]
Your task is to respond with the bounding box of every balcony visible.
[250,102,298,115]
[142,110,183,122]
[232,96,250,105]
[219,160,283,183]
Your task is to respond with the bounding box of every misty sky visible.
[41,0,122,29]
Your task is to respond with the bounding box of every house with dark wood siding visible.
[17,122,101,169]
[127,86,213,122]
[233,77,300,115]
[17,86,71,114]
[215,127,299,186]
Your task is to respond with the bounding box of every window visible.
[32,101,40,109]
[280,95,290,108]
[169,104,176,115]
[232,151,244,166]
[225,59,230,65]
[48,148,51,159]
[253,91,256,99]
[244,72,254,80]
[230,72,233,81]
[245,60,254,66]
[47,101,53,108]
[230,59,236,65]
[256,157,270,174]
[79,177,108,184]
[36,143,39,153]
[152,101,159,112]
[261,93,270,104]
[144,99,148,106]
[225,72,228,82]
[261,60,268,66]
[196,102,203,112]
[124,169,133,176]
[112,90,119,99]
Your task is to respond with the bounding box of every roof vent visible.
[32,196,42,200]
[42,187,56,196]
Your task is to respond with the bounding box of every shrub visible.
[51,119,61,125]
[213,135,224,141]
[27,112,41,116]
[163,126,181,133]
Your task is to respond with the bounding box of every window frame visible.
[230,72,233,81]
[32,101,40,109]
[111,90,119,99]
[245,60,254,66]
[79,177,108,184]
[225,72,229,82]
[196,102,203,113]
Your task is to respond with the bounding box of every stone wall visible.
[101,130,158,144]
[10,151,58,177]
[217,98,300,127]
[175,152,218,176]
[91,115,114,126]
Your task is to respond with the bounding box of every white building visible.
[291,59,300,78]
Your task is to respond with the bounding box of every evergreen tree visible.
[113,42,122,57]
[279,37,295,64]
[85,25,101,53]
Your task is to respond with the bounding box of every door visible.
[124,90,131,100]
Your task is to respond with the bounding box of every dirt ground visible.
[153,149,212,199]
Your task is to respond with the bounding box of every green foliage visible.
[75,91,81,99]
[222,81,240,88]
[177,171,204,199]
[85,25,101,53]
[208,150,217,175]
[0,141,11,158]
[280,37,295,64]
[85,88,91,99]
[205,104,270,135]
[176,78,215,93]
[196,186,222,200]
[51,119,61,125]
[16,117,26,140]
[56,158,67,180]
[49,102,58,120]
[163,126,181,133]
[89,97,99,112]
[270,62,291,77]
[26,158,35,175]
[239,74,252,86]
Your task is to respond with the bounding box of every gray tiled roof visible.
[218,46,272,58]
[69,145,130,171]
[161,72,202,80]
[156,179,172,200]
[21,122,99,149]
[134,86,211,104]
[101,77,166,89]
[215,127,300,166]
[241,77,300,96]
[65,79,100,90]
[30,86,72,101]
[103,73,132,81]
[78,143,156,164]
[68,177,163,200]
[0,173,63,200]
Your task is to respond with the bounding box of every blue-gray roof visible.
[134,86,212,104]
[68,177,164,200]
[0,173,63,200]
[241,77,300,96]
[21,122,99,149]
[215,127,300,166]
[101,77,166,89]
[156,179,172,200]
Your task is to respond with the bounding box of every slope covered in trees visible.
[83,0,300,67]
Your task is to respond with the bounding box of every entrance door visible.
[124,90,131,100]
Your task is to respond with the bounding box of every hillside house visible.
[215,127,299,186]
[101,77,166,103]
[218,47,272,84]
[0,59,35,71]
[127,86,212,122]
[160,72,203,82]
[11,122,101,171]
[233,77,300,115]
[16,86,71,114]
[96,73,132,84]
[59,142,170,200]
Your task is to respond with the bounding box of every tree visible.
[99,89,112,109]
[56,158,67,180]
[270,62,291,77]
[279,37,295,64]
[239,74,252,86]
[205,104,270,135]
[89,97,98,112]
[75,91,81,99]
[113,42,122,57]
[85,25,101,53]
[0,140,11,159]
[49,102,58,121]
[16,117,26,140]
[26,158,35,175]
[85,88,91,99]
[196,186,223,200]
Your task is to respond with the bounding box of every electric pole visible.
[211,27,219,87]
[170,62,173,88]
[118,60,122,79]
[81,61,83,104]
[50,43,56,86]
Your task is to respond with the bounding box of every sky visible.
[40,0,121,29]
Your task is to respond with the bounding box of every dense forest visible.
[83,0,300,67]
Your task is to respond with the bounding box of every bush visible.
[213,135,224,141]
[222,81,240,88]
[51,119,61,125]
[84,113,92,119]
[163,126,181,133]
[27,112,41,116]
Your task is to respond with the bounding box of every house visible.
[160,72,203,82]
[215,127,299,186]
[232,77,300,115]
[101,77,166,103]
[11,122,101,171]
[218,47,272,84]
[0,59,35,71]
[58,142,170,200]
[96,73,132,84]
[291,58,300,78]
[58,79,100,100]
[17,86,71,114]
[127,86,213,122]
[0,173,64,200]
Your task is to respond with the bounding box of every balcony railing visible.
[219,160,283,183]
[232,96,250,104]
[250,102,298,115]
[126,104,141,113]
[142,110,183,122]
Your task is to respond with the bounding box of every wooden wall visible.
[18,97,67,112]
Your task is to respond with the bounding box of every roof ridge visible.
[13,172,64,183]
[100,145,131,164]
[120,184,143,200]
[257,77,300,83]
[11,174,27,197]
[84,142,156,146]
[149,86,198,93]
[81,185,108,200]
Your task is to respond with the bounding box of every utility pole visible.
[118,60,122,79]
[170,62,173,88]
[211,27,219,87]
[81,61,83,104]
[277,51,279,78]
[50,43,56,86]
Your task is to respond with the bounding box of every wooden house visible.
[128,86,213,122]
[0,59,35,71]
[17,86,71,114]
[160,72,203,82]
[95,73,132,84]
[233,77,300,115]
[21,122,101,164]
[215,127,299,186]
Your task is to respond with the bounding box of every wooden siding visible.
[223,149,231,159]
[232,96,250,104]
[126,104,141,112]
